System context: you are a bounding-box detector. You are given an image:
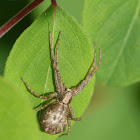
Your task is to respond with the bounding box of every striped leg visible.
[72,43,101,96]
[55,31,65,93]
[34,99,57,112]
[48,23,64,94]
[69,103,81,121]
[59,116,71,137]
[21,78,57,99]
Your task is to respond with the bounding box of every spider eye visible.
[67,92,71,96]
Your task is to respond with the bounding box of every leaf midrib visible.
[43,7,56,101]
[107,0,140,83]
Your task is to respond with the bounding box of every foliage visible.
[0,77,39,140]
[4,5,95,140]
[83,0,140,86]
[0,0,140,139]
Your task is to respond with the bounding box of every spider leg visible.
[55,31,65,93]
[21,78,57,99]
[59,116,71,137]
[87,42,97,74]
[69,103,81,121]
[72,43,101,96]
[34,99,57,112]
[90,42,101,76]
[48,23,64,94]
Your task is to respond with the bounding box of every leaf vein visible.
[107,0,140,83]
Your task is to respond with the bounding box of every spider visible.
[21,23,101,136]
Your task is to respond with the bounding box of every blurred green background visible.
[0,0,140,140]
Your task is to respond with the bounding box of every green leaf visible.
[4,5,95,139]
[83,0,140,87]
[0,77,39,140]
[28,0,84,23]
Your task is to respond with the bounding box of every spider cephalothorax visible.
[21,23,101,136]
[59,88,72,104]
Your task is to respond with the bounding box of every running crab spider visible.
[21,23,101,136]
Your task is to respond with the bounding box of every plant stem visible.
[51,0,57,8]
[0,0,44,38]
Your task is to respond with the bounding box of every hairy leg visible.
[21,78,57,99]
[55,32,65,93]
[72,43,101,96]
[69,103,81,121]
[48,23,64,94]
[34,99,57,112]
[59,116,71,137]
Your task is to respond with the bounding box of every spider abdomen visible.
[40,102,68,134]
